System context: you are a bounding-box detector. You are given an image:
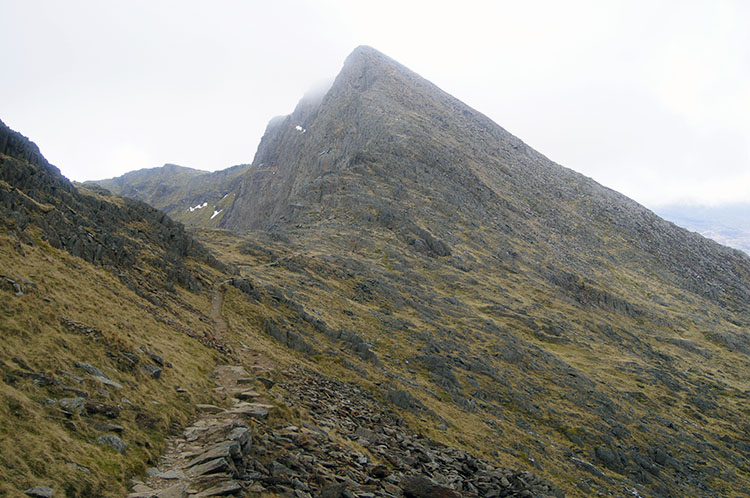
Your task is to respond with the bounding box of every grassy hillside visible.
[190,223,750,498]
[0,227,227,495]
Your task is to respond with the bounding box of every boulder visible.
[57,397,86,414]
[24,487,53,498]
[97,434,128,453]
[401,476,461,498]
[142,364,162,379]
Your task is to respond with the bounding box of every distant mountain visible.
[655,202,750,254]
[26,46,750,497]
[91,162,251,226]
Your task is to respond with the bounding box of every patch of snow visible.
[188,201,208,212]
[211,209,223,220]
[295,125,306,133]
[221,193,229,200]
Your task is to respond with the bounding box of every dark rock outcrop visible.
[0,119,223,294]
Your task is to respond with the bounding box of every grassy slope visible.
[0,223,228,496]
[193,224,750,498]
[2,209,747,496]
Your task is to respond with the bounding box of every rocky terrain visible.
[3,46,750,497]
[128,324,561,498]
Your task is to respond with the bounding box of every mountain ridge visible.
[91,162,251,227]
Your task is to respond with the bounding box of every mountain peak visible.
[330,45,424,97]
[343,44,392,67]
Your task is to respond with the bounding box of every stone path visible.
[127,363,275,498]
[209,282,228,338]
[126,278,562,497]
[127,278,276,498]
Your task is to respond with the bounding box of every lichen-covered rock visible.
[97,434,128,453]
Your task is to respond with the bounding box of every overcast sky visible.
[1,0,748,208]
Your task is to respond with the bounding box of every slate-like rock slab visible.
[73,362,107,378]
[185,442,240,469]
[186,457,234,478]
[228,402,274,419]
[195,404,224,414]
[193,481,242,498]
[235,390,261,400]
[24,486,53,498]
[156,483,187,498]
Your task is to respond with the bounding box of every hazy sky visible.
[1,0,748,208]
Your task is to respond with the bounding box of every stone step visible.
[184,442,241,469]
[186,457,236,478]
[193,480,242,498]
[234,390,262,400]
[227,402,274,419]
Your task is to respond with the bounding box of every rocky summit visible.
[3,46,750,498]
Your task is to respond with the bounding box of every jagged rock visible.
[319,483,348,498]
[57,397,86,414]
[594,446,626,473]
[60,386,88,397]
[256,377,275,389]
[228,402,273,419]
[73,362,107,378]
[85,400,120,418]
[386,389,425,412]
[231,391,259,403]
[147,468,183,479]
[24,486,53,498]
[97,434,128,453]
[142,364,162,379]
[143,348,165,366]
[156,483,186,498]
[94,375,123,389]
[263,318,315,354]
[369,464,390,478]
[227,426,252,453]
[94,422,124,433]
[570,456,606,477]
[185,442,241,469]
